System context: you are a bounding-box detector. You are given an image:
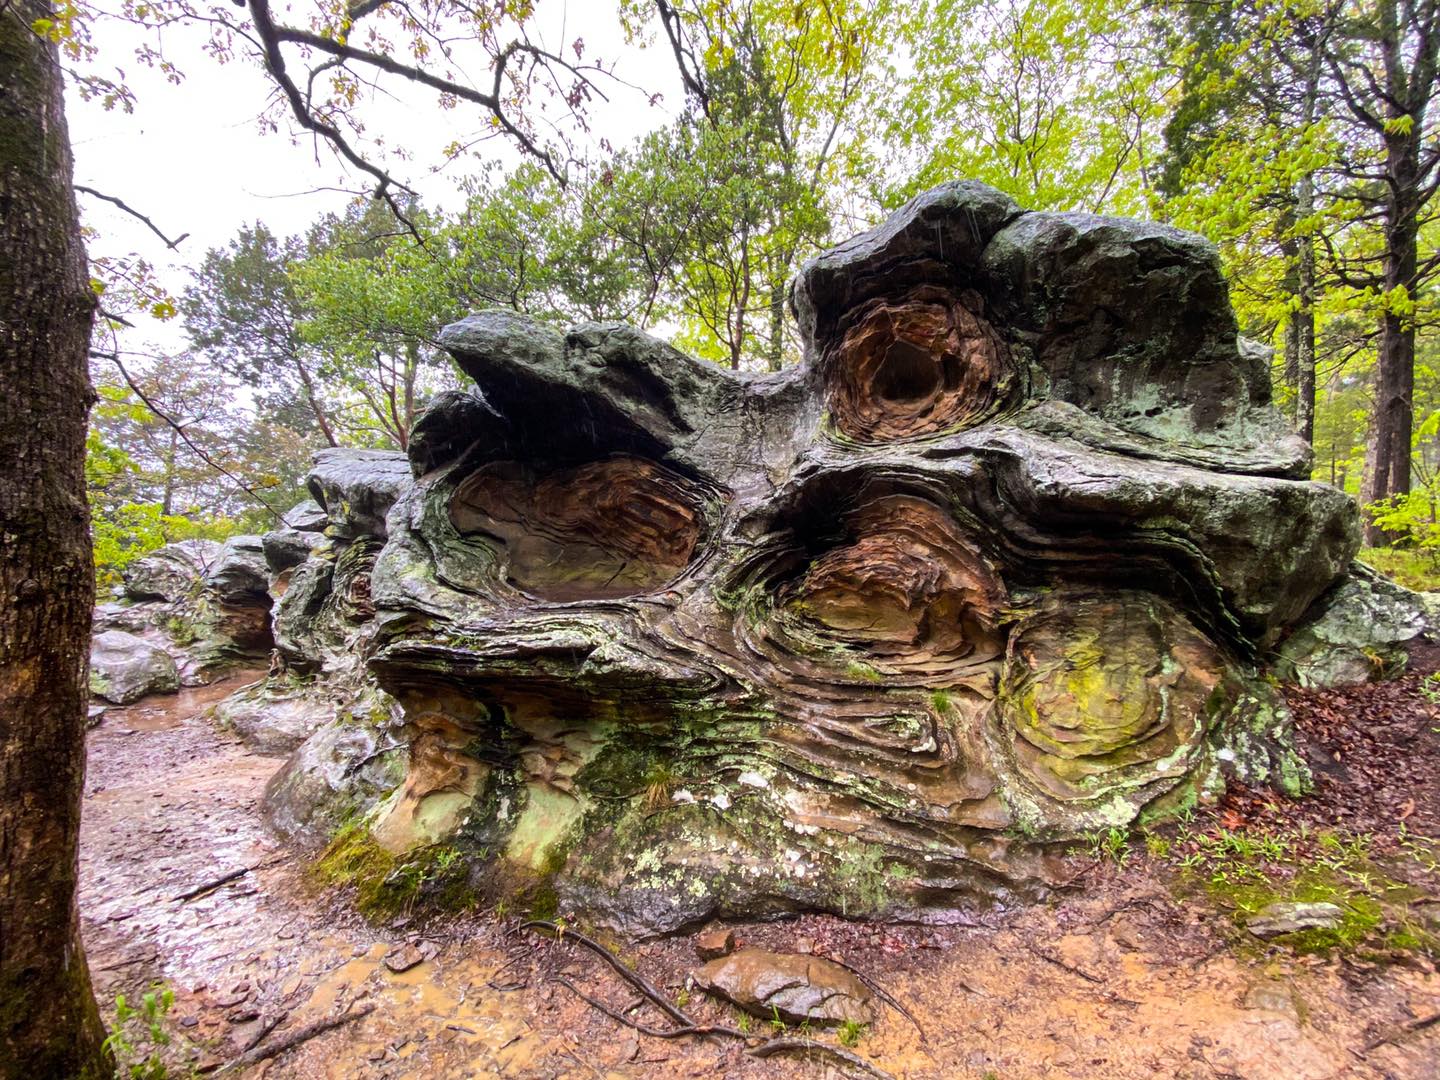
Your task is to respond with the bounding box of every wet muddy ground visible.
[81,669,1440,1078]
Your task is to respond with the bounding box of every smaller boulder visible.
[692,948,875,1026]
[285,498,329,533]
[1244,901,1345,939]
[122,539,223,603]
[1274,564,1432,687]
[262,527,323,575]
[212,682,334,755]
[694,926,735,962]
[204,536,270,604]
[90,629,180,704]
[262,500,329,574]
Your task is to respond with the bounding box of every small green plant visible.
[929,689,953,713]
[844,659,884,683]
[1144,832,1171,858]
[838,1018,868,1047]
[103,985,180,1080]
[769,1004,786,1034]
[1420,672,1440,706]
[641,761,681,811]
[735,1010,752,1034]
[675,988,691,1009]
[1164,822,1438,958]
[1086,827,1130,866]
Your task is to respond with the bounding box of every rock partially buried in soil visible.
[210,680,334,755]
[692,949,876,1026]
[1241,981,1301,1020]
[695,926,736,961]
[90,629,180,704]
[1244,901,1346,939]
[384,942,425,973]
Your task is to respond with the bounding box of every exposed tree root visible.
[520,919,690,1026]
[529,921,898,1080]
[747,1036,897,1079]
[216,1004,374,1072]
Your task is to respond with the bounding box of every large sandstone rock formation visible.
[92,534,277,689]
[265,182,1392,935]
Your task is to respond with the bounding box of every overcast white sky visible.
[68,1,681,354]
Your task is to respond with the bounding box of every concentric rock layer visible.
[266,181,1364,935]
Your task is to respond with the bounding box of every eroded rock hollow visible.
[267,182,1363,935]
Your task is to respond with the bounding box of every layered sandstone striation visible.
[258,181,1416,935]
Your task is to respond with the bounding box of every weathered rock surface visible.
[692,949,876,1025]
[97,536,278,685]
[307,447,411,539]
[262,181,1403,935]
[90,629,180,704]
[261,502,326,575]
[212,679,335,755]
[1245,902,1346,939]
[261,685,405,847]
[204,535,269,604]
[1273,563,1435,687]
[123,539,223,603]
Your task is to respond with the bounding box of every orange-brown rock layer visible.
[450,455,705,601]
[826,286,1015,442]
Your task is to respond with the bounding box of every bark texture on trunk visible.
[0,3,110,1075]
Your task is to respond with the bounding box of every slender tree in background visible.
[1160,0,1335,446]
[0,0,111,1074]
[184,223,340,447]
[1322,0,1440,541]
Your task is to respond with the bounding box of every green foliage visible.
[887,0,1165,213]
[1161,822,1439,958]
[313,820,474,917]
[837,1018,868,1047]
[102,985,185,1080]
[1085,827,1131,866]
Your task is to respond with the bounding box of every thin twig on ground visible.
[1363,1009,1440,1052]
[217,1004,375,1072]
[1023,941,1104,984]
[822,954,927,1041]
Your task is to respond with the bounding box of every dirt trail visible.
[82,674,1440,1079]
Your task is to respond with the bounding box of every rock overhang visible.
[269,180,1363,934]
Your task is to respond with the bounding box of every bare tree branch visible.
[74,185,189,249]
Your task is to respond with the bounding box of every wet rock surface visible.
[1274,563,1436,687]
[211,678,336,755]
[1245,901,1346,939]
[248,181,1440,936]
[90,628,180,704]
[693,948,876,1025]
[94,535,278,688]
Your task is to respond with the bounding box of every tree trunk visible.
[162,425,179,516]
[766,276,786,373]
[1293,169,1317,450]
[0,3,111,1076]
[1292,46,1320,451]
[294,357,339,448]
[1361,138,1421,544]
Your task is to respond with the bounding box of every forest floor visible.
[80,664,1440,1080]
